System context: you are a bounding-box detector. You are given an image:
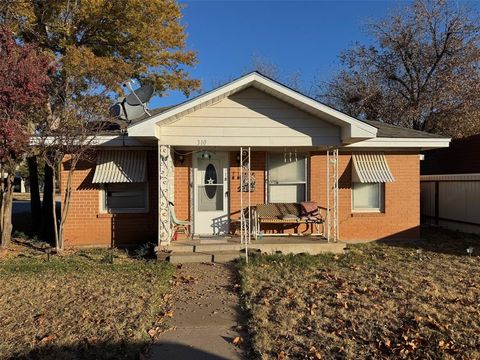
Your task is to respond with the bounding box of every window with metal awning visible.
[92,151,147,184]
[351,152,395,183]
[351,152,394,212]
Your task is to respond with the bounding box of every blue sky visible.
[148,0,472,109]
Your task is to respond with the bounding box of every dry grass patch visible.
[240,227,480,359]
[0,243,174,359]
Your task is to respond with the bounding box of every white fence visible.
[420,174,480,233]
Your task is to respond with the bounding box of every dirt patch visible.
[0,245,174,359]
[240,227,480,359]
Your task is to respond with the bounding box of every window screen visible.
[352,182,384,211]
[268,153,307,203]
[104,183,147,212]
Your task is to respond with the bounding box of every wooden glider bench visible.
[253,203,324,239]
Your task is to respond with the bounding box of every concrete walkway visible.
[150,263,246,360]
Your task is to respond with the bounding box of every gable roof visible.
[127,71,378,142]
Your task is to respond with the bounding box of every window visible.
[268,153,307,203]
[198,162,224,211]
[352,182,384,211]
[102,183,148,213]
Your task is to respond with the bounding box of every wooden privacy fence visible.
[420,174,480,233]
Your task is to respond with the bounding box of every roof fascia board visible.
[344,137,451,150]
[30,135,149,147]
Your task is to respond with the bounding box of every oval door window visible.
[204,164,217,199]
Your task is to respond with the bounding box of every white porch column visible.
[158,143,173,246]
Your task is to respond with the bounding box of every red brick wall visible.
[173,153,191,222]
[61,150,158,247]
[229,151,266,219]
[64,149,420,245]
[310,152,420,241]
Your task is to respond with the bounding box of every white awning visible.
[92,151,147,183]
[352,152,395,183]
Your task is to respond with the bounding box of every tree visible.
[37,90,111,251]
[1,0,200,242]
[318,0,480,138]
[0,26,51,247]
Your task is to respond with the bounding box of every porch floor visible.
[158,236,346,263]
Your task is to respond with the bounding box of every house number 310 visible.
[197,139,207,146]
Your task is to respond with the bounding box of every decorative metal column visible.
[326,147,339,242]
[158,143,172,246]
[240,147,252,263]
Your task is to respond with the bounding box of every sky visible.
[148,0,472,109]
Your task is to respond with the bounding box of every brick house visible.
[61,72,450,248]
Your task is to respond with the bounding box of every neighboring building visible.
[421,134,480,234]
[60,72,450,247]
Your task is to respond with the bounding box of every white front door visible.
[193,152,229,236]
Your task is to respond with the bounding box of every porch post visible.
[158,142,172,246]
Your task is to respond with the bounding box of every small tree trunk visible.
[58,160,76,250]
[51,166,60,251]
[1,172,15,248]
[41,163,54,244]
[28,155,42,233]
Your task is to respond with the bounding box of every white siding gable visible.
[158,87,341,147]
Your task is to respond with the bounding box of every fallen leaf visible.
[277,350,286,359]
[232,336,243,345]
[40,335,55,344]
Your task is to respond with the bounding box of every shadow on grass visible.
[377,225,480,256]
[8,340,230,360]
[151,341,232,360]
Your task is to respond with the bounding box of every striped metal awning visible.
[352,152,395,183]
[92,151,147,183]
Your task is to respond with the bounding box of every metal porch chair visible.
[169,202,192,240]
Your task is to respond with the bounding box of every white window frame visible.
[352,182,384,212]
[267,152,308,203]
[99,182,149,214]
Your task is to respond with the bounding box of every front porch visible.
[159,236,346,263]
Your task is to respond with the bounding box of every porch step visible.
[162,240,346,263]
[194,243,243,252]
[167,250,247,264]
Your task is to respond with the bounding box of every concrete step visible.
[194,243,243,252]
[167,250,247,264]
[167,244,196,253]
[168,252,213,264]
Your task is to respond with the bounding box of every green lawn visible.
[0,245,174,360]
[240,227,480,360]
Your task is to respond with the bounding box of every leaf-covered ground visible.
[240,227,480,359]
[0,244,174,360]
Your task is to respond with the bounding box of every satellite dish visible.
[126,84,154,106]
[108,82,155,122]
[122,102,147,120]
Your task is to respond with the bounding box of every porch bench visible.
[254,203,324,238]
